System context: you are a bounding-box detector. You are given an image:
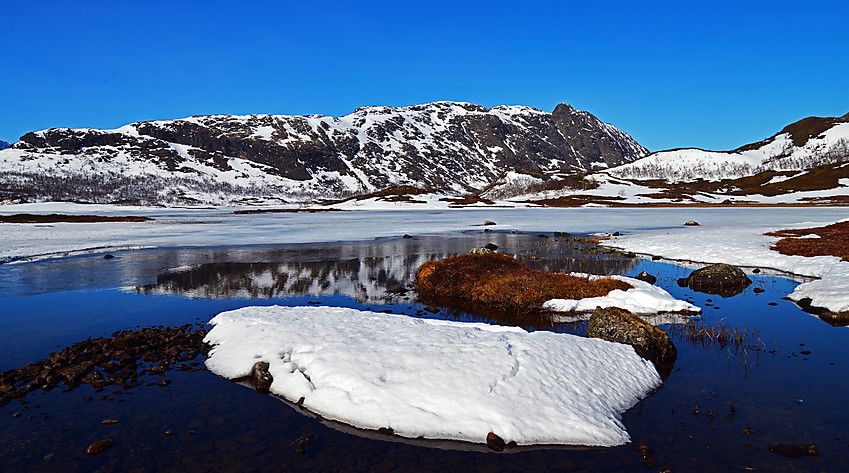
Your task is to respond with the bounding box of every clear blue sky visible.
[2,0,847,151]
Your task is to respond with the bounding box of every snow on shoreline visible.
[601,220,849,313]
[542,275,700,315]
[204,306,662,447]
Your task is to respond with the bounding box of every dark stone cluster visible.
[0,324,210,406]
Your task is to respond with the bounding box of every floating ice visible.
[542,275,700,315]
[204,305,662,447]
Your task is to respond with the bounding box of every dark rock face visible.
[679,263,752,297]
[587,306,677,376]
[4,102,647,203]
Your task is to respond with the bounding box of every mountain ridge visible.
[0,101,647,205]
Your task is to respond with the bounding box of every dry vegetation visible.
[0,213,153,223]
[766,221,849,261]
[415,253,631,314]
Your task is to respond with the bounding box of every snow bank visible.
[602,220,849,313]
[542,275,700,315]
[204,306,662,447]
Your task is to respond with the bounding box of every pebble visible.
[86,438,115,455]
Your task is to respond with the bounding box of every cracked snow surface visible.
[204,306,661,447]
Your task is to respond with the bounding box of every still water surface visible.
[1,232,846,472]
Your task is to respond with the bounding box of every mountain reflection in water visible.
[134,232,638,304]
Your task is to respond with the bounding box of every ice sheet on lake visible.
[204,305,662,447]
[542,275,700,315]
[602,220,849,314]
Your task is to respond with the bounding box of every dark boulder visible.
[484,243,499,251]
[587,307,677,377]
[252,361,273,394]
[486,432,506,452]
[634,271,657,285]
[483,220,496,226]
[679,263,751,297]
[684,220,700,226]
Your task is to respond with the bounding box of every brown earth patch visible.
[0,214,153,223]
[232,208,346,215]
[766,221,849,261]
[415,253,630,315]
[326,185,435,204]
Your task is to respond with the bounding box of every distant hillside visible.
[0,140,10,150]
[0,102,646,205]
[607,113,849,182]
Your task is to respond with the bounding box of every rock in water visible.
[768,443,818,458]
[484,243,499,251]
[684,220,700,226]
[587,307,677,376]
[634,271,657,285]
[290,434,317,455]
[251,361,273,394]
[86,438,115,455]
[680,263,751,297]
[469,247,493,255]
[483,220,496,226]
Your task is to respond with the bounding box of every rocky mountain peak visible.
[0,101,648,205]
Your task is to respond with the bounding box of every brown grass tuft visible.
[766,221,849,261]
[415,253,631,313]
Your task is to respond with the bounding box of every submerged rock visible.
[679,263,751,297]
[768,443,818,458]
[587,307,677,376]
[290,433,317,455]
[86,438,115,455]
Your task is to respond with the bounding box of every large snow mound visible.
[204,306,662,447]
[542,275,700,315]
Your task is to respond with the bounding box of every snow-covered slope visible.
[0,102,647,206]
[607,113,849,182]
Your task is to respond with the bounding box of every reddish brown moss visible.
[766,221,849,261]
[415,253,631,313]
[0,214,152,223]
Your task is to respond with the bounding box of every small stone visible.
[402,234,413,239]
[768,443,818,458]
[483,220,496,226]
[164,429,174,436]
[753,287,765,294]
[631,445,655,457]
[101,419,120,425]
[469,247,493,255]
[752,268,761,273]
[290,434,317,455]
[634,271,657,285]
[486,432,506,452]
[483,243,499,251]
[103,254,115,260]
[86,438,115,455]
[684,220,700,226]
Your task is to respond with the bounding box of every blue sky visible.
[2,1,847,151]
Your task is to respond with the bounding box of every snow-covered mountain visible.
[0,140,10,150]
[0,102,647,205]
[607,113,849,182]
